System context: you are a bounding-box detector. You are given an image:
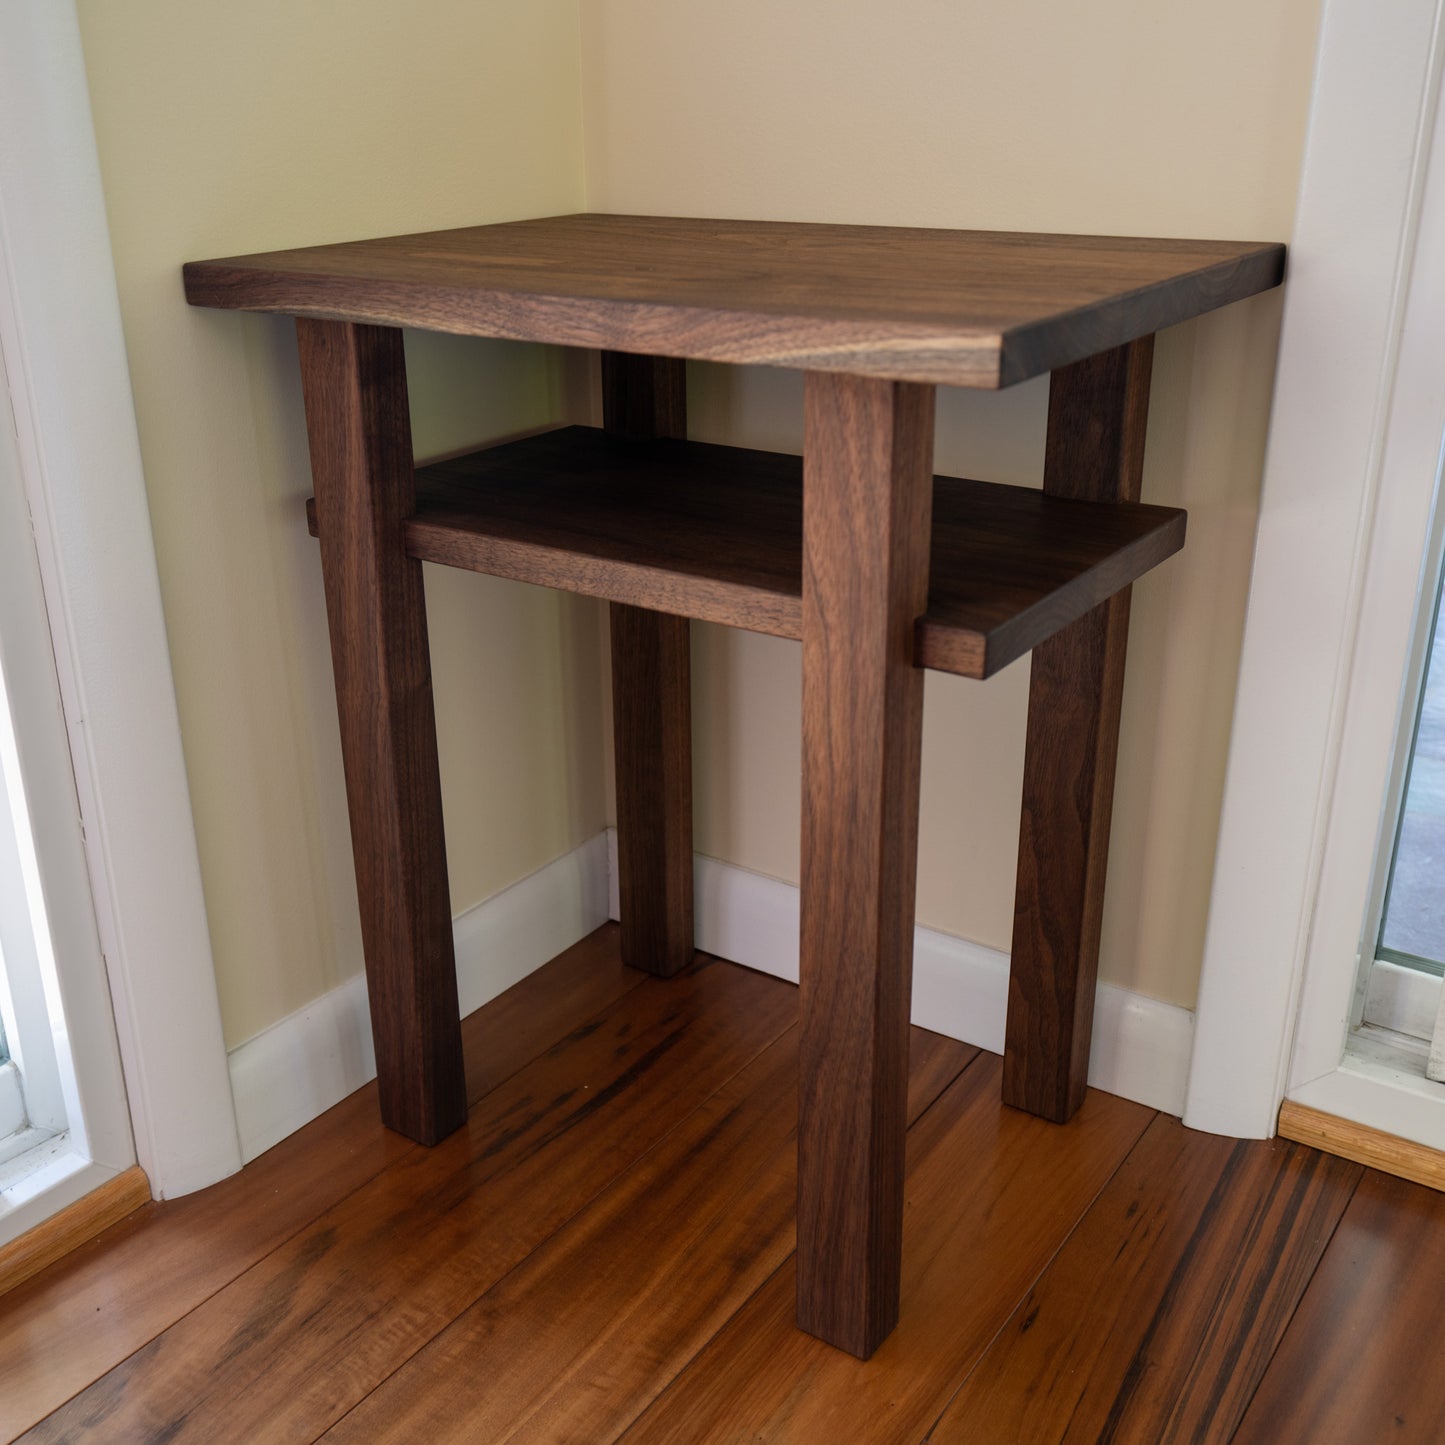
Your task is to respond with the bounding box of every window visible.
[1356,462,1445,1057]
[1376,573,1445,980]
[0,651,72,1171]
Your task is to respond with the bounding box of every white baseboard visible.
[228,832,611,1163]
[232,826,1192,1161]
[609,828,1194,1116]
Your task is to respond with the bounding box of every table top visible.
[184,213,1284,388]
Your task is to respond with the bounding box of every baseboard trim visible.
[233,827,1193,1162]
[0,1164,150,1298]
[228,832,611,1163]
[1279,1098,1445,1192]
[608,829,1194,1116]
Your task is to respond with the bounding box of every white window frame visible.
[0,1,240,1216]
[1184,0,1445,1141]
[1353,552,1445,1041]
[0,1063,26,1146]
[1361,959,1442,1043]
[0,631,75,1145]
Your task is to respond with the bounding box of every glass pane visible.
[1380,575,1445,971]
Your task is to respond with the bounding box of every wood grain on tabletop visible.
[1003,337,1154,1122]
[321,1028,978,1443]
[1234,1169,1445,1445]
[22,954,794,1444]
[604,352,696,979]
[183,213,1286,388]
[0,927,640,1440]
[297,317,466,1147]
[622,1056,1153,1444]
[304,425,1185,681]
[927,1115,1363,1444]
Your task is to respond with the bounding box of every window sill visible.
[1287,1022,1445,1156]
[0,1136,119,1249]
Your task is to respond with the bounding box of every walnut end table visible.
[184,214,1284,1358]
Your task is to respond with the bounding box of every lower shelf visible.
[305,425,1185,679]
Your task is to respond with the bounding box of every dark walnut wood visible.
[302,426,1185,680]
[180,211,1286,1368]
[600,349,687,439]
[294,319,466,1146]
[1003,338,1155,1123]
[795,372,934,1359]
[184,213,1284,388]
[603,354,695,978]
[609,605,694,976]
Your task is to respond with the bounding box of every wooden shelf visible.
[184,213,1284,388]
[304,426,1185,679]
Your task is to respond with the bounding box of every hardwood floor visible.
[0,923,1437,1442]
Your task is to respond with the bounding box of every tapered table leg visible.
[1003,337,1155,1123]
[296,318,466,1146]
[603,352,695,977]
[796,371,935,1359]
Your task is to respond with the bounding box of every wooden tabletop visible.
[184,213,1284,388]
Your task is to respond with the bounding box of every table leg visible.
[796,371,935,1359]
[603,353,695,977]
[1003,337,1154,1123]
[296,319,466,1146]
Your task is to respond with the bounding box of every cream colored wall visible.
[580,0,1322,1008]
[76,1,602,1047]
[75,0,1322,1049]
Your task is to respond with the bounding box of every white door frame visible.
[0,2,240,1199]
[1185,0,1445,1137]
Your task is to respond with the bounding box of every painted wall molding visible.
[611,830,1195,1117]
[0,2,237,1199]
[234,826,1195,1161]
[1186,0,1445,1138]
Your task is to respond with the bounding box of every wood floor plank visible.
[621,1055,1152,1445]
[0,926,637,1441]
[22,955,794,1444]
[1234,1169,1445,1444]
[902,1028,977,1126]
[320,1028,977,1443]
[457,924,642,1107]
[926,1116,1362,1444]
